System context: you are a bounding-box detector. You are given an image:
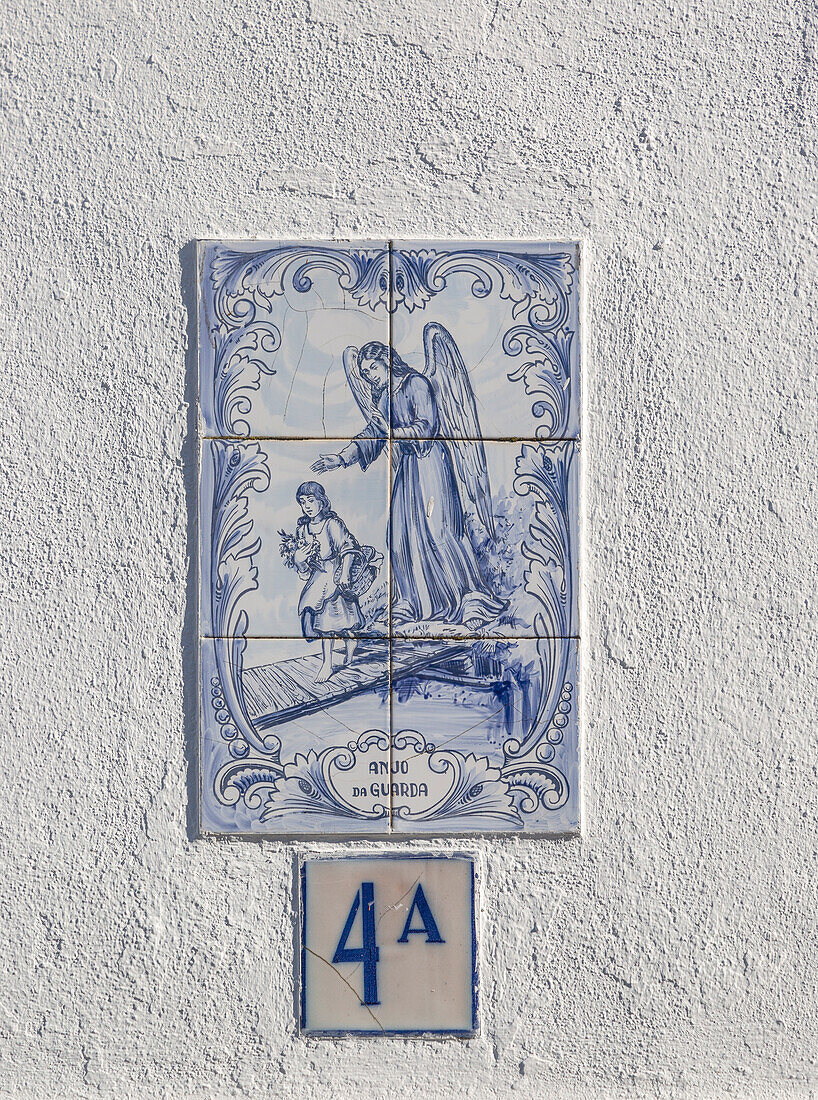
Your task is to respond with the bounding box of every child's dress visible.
[296,512,382,638]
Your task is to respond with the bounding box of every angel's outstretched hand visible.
[311,453,342,473]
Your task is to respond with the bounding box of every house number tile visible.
[299,855,478,1036]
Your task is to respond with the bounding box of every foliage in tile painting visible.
[199,242,580,834]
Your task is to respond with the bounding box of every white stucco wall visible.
[1,0,816,1094]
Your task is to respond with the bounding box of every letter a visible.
[397,884,445,944]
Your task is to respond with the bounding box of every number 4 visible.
[332,882,380,1005]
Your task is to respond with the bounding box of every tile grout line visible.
[387,238,394,834]
[200,435,582,444]
[202,635,580,641]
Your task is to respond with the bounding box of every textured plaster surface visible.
[1,0,816,1095]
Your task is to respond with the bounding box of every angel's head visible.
[359,341,410,394]
[296,481,331,520]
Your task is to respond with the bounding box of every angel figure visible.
[311,324,506,631]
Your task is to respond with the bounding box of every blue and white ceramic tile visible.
[389,241,580,441]
[198,240,390,439]
[199,438,389,639]
[197,239,582,838]
[300,855,477,1035]
[390,441,579,639]
[390,638,579,834]
[200,637,390,834]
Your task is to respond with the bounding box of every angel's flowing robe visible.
[339,370,506,627]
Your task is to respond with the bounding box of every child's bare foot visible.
[315,661,335,683]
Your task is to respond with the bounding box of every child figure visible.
[281,481,383,683]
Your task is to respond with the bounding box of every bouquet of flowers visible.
[279,529,320,572]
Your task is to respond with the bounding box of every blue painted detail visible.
[397,884,445,944]
[469,858,478,1032]
[259,730,390,822]
[199,242,581,835]
[337,328,507,631]
[206,441,282,759]
[299,861,307,1030]
[332,882,380,1005]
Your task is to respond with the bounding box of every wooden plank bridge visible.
[242,639,472,730]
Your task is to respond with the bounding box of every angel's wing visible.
[422,322,495,537]
[343,345,387,432]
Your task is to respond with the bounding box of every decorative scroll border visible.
[202,244,577,438]
[259,731,390,823]
[392,730,521,826]
[207,440,283,767]
[201,243,579,828]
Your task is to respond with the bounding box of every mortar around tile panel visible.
[389,240,580,442]
[200,437,389,639]
[389,440,579,639]
[390,637,579,835]
[300,855,477,1036]
[198,240,390,439]
[200,636,390,835]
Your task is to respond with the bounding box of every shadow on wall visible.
[178,241,201,841]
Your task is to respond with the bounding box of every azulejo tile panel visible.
[197,240,582,837]
[390,638,579,834]
[199,437,389,639]
[198,240,390,439]
[389,440,579,639]
[200,636,390,835]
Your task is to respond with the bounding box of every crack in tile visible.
[304,947,386,1033]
